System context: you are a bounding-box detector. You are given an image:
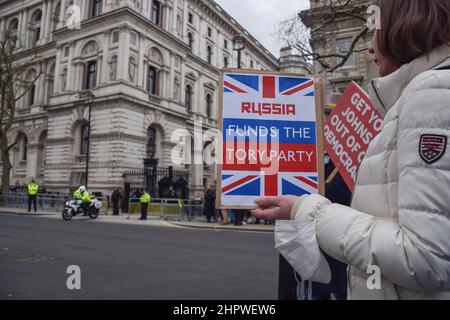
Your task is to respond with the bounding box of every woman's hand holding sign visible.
[251,196,298,221]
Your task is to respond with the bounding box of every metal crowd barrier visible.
[0,192,108,214]
[127,198,205,221]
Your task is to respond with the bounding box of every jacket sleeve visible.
[294,78,450,293]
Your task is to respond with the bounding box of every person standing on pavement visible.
[203,189,215,223]
[111,188,122,216]
[27,179,39,212]
[139,190,151,220]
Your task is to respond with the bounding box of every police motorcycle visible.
[62,195,102,221]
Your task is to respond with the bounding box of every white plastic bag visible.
[275,220,331,284]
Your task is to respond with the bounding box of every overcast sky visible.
[214,0,309,57]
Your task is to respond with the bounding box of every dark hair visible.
[377,0,450,65]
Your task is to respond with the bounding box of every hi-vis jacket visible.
[27,183,39,196]
[283,45,450,300]
[140,192,151,204]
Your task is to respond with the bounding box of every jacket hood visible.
[369,44,450,115]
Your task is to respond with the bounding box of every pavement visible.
[0,207,274,233]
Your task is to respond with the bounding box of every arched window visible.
[146,127,157,159]
[91,0,102,17]
[185,85,192,111]
[207,46,212,64]
[187,32,193,49]
[206,94,212,118]
[224,56,229,69]
[80,123,89,155]
[147,66,158,95]
[151,0,161,26]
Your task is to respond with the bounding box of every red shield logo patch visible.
[419,135,447,164]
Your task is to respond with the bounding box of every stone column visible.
[163,4,171,31]
[82,0,89,21]
[182,0,188,39]
[20,9,29,48]
[58,0,66,29]
[66,41,75,91]
[117,25,130,81]
[0,18,6,40]
[169,54,175,100]
[27,144,39,179]
[44,0,54,41]
[137,33,145,88]
[38,1,47,46]
[172,0,178,35]
[180,56,186,104]
[196,75,202,114]
[53,45,62,94]
[101,31,109,84]
[97,53,103,85]
[38,60,48,105]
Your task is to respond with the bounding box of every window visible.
[28,84,35,106]
[147,66,158,95]
[207,27,212,38]
[85,61,97,89]
[224,56,229,69]
[91,0,102,17]
[207,46,212,64]
[188,13,193,24]
[146,127,157,159]
[187,32,193,49]
[206,94,212,118]
[336,38,355,67]
[185,85,192,111]
[224,39,228,49]
[151,1,161,25]
[80,124,89,155]
[22,136,28,161]
[112,30,119,43]
[250,60,254,68]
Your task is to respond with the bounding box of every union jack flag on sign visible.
[221,172,318,198]
[224,73,315,98]
[218,71,320,208]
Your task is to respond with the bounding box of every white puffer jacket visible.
[288,45,450,300]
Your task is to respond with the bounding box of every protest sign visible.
[216,70,325,209]
[323,81,383,191]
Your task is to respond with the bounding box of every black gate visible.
[122,167,190,211]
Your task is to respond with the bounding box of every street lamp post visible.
[232,32,246,69]
[79,90,95,189]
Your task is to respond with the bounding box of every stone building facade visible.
[0,0,291,198]
[300,0,378,102]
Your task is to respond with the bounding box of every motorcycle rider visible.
[73,185,91,214]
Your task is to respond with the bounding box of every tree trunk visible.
[0,142,12,194]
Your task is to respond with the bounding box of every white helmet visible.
[79,186,86,192]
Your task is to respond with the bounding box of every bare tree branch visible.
[0,30,42,192]
[274,0,370,73]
